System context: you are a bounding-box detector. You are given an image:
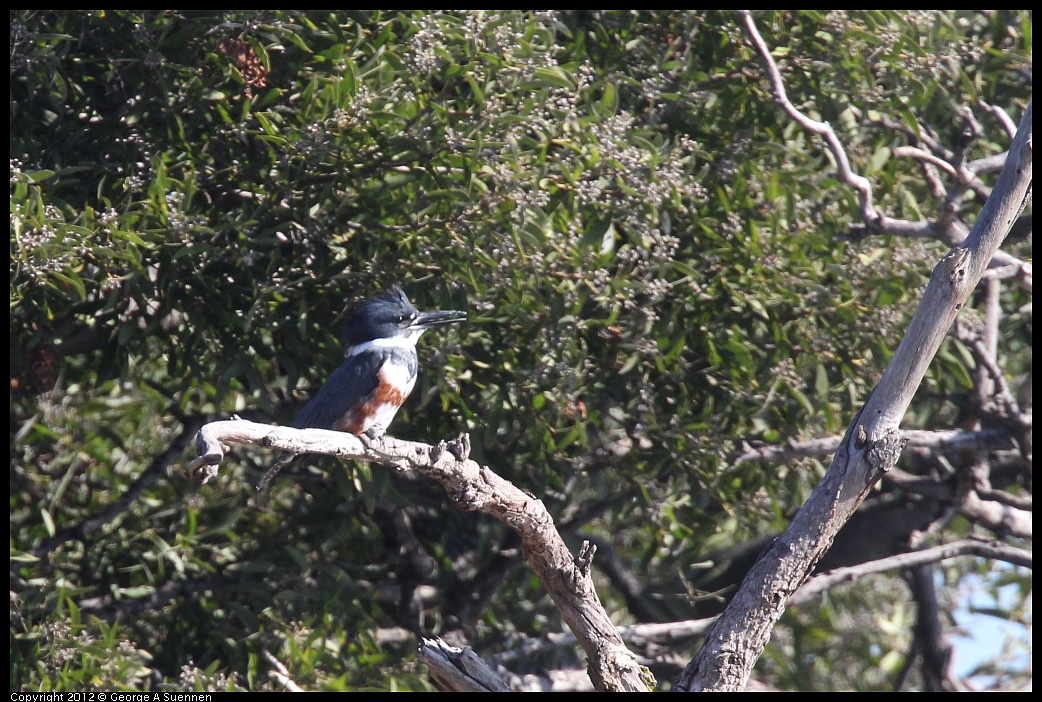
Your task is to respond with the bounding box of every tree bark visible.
[674,84,1032,691]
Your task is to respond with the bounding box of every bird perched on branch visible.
[258,285,466,490]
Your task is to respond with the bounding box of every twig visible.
[262,650,305,692]
[792,539,1032,603]
[978,99,1019,140]
[893,145,960,178]
[732,427,1018,466]
[738,10,880,227]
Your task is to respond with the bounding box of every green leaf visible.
[28,170,56,182]
[255,112,279,136]
[868,145,891,173]
[533,66,575,90]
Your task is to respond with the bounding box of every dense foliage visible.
[11,10,1031,691]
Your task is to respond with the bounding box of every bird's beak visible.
[410,309,467,330]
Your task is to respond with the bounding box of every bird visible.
[257,285,466,490]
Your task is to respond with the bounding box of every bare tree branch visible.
[675,12,1033,692]
[960,461,1032,539]
[733,427,1018,466]
[475,536,1031,691]
[970,151,1012,176]
[894,145,962,178]
[791,539,1032,603]
[738,10,879,226]
[958,492,1031,538]
[978,99,1019,141]
[893,140,995,203]
[188,419,654,691]
[953,318,1027,426]
[418,637,512,692]
[811,54,1031,292]
[508,537,1031,691]
[907,564,958,691]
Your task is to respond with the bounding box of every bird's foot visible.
[359,426,386,449]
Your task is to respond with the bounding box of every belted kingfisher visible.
[257,285,466,490]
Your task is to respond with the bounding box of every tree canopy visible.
[10,10,1031,692]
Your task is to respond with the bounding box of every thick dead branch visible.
[907,565,958,691]
[189,418,653,691]
[959,459,1032,539]
[676,12,1033,692]
[959,491,1031,538]
[418,637,512,692]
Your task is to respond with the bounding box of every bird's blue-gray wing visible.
[292,355,382,430]
[257,354,383,491]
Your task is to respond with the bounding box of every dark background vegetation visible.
[10,10,1031,691]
